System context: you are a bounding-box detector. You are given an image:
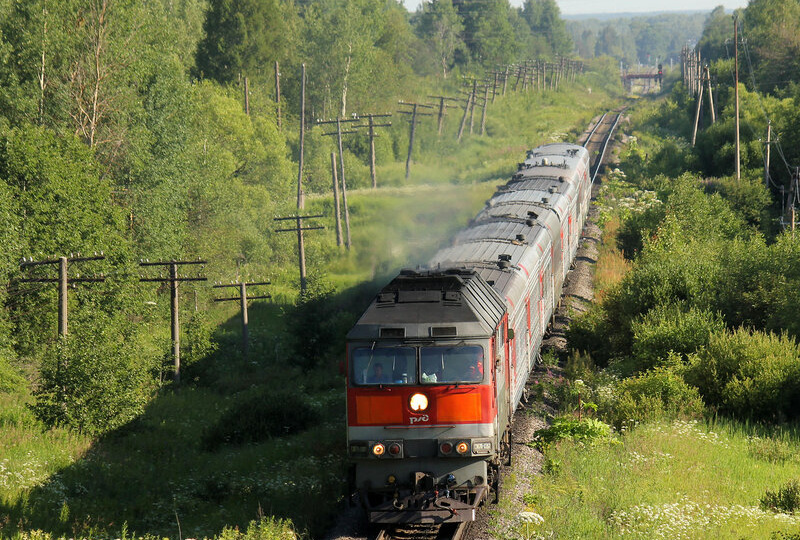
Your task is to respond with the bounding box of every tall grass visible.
[495,419,800,539]
[592,215,631,301]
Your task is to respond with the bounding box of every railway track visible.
[375,522,470,540]
[583,109,625,182]
[325,111,624,540]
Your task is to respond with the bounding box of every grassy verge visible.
[508,420,800,539]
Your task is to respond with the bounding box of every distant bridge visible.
[622,67,663,92]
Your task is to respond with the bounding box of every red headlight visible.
[440,442,453,454]
[388,443,401,456]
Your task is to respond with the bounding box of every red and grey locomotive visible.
[346,143,591,524]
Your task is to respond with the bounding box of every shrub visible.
[761,480,800,514]
[202,390,321,450]
[600,364,705,431]
[31,328,156,435]
[629,304,725,375]
[703,176,771,232]
[616,204,666,260]
[533,416,613,450]
[684,328,800,421]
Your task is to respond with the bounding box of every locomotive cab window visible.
[352,346,416,385]
[420,345,484,384]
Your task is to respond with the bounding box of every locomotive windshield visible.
[421,346,483,383]
[351,345,484,385]
[352,346,417,385]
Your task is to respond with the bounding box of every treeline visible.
[0,0,583,434]
[567,12,706,66]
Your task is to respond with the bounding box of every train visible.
[345,142,592,524]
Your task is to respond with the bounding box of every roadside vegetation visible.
[505,2,800,536]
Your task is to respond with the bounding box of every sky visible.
[401,0,749,16]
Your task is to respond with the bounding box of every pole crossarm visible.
[274,214,324,291]
[18,253,108,337]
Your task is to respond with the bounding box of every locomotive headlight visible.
[440,441,453,454]
[372,442,386,456]
[388,442,402,456]
[409,393,429,412]
[456,441,470,455]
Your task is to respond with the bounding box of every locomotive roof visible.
[346,269,506,341]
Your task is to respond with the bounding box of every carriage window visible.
[352,347,416,385]
[420,346,484,384]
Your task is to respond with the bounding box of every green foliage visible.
[183,311,219,367]
[600,365,705,431]
[761,479,800,514]
[628,304,725,375]
[31,327,157,435]
[533,416,613,450]
[685,328,800,421]
[195,0,294,83]
[703,176,772,232]
[616,203,666,259]
[217,517,298,540]
[522,0,572,56]
[202,391,321,451]
[285,274,351,371]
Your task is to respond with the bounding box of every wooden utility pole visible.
[765,121,772,188]
[502,65,509,96]
[456,88,474,142]
[734,15,741,181]
[275,215,324,292]
[467,80,478,134]
[298,64,306,209]
[318,116,360,248]
[691,74,705,146]
[429,95,459,136]
[243,77,250,115]
[213,281,271,359]
[513,65,523,92]
[480,84,490,136]
[330,152,343,246]
[358,113,392,188]
[275,61,281,129]
[705,66,716,124]
[140,259,207,384]
[491,71,499,102]
[19,253,106,337]
[398,100,434,179]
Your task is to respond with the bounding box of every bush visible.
[533,416,613,450]
[31,328,156,435]
[628,304,725,375]
[202,390,321,450]
[600,364,705,431]
[684,328,800,421]
[616,204,666,260]
[761,479,800,514]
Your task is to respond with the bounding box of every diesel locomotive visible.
[346,143,592,524]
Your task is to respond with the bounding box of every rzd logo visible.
[410,415,429,424]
